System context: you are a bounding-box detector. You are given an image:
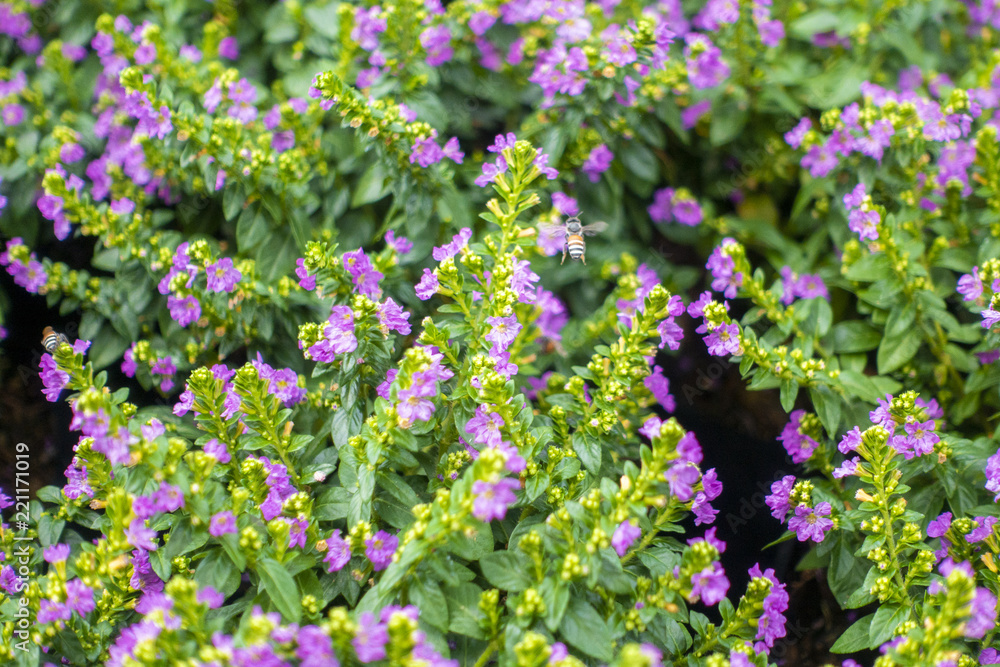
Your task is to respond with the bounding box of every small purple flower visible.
[967,587,998,638]
[352,611,388,662]
[209,511,237,537]
[785,118,812,149]
[365,530,397,571]
[40,354,70,402]
[690,562,728,605]
[43,544,70,563]
[219,36,239,59]
[205,257,242,293]
[466,405,505,447]
[582,144,614,182]
[704,323,742,356]
[485,315,521,352]
[966,516,998,543]
[420,24,453,66]
[415,268,439,300]
[324,530,352,572]
[385,230,412,254]
[125,519,158,551]
[167,295,201,327]
[765,475,796,521]
[665,461,699,501]
[788,502,833,542]
[471,478,519,522]
[612,520,641,556]
[65,578,95,615]
[37,600,71,624]
[777,410,819,463]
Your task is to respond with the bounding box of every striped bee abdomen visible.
[567,234,585,259]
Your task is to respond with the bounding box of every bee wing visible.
[581,221,608,236]
[538,222,568,238]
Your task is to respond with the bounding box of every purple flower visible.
[324,530,352,572]
[37,600,71,624]
[469,10,497,35]
[205,257,241,293]
[219,36,239,59]
[415,268,439,300]
[685,35,730,89]
[209,511,236,537]
[777,410,819,463]
[125,519,158,551]
[665,461,699,501]
[749,564,789,651]
[168,295,201,327]
[682,100,711,129]
[485,315,521,352]
[704,323,742,356]
[365,530,397,571]
[352,611,388,663]
[966,516,998,543]
[471,478,519,522]
[40,354,70,402]
[433,228,472,262]
[657,317,683,351]
[342,249,383,298]
[765,475,796,521]
[2,103,24,126]
[967,587,998,638]
[785,118,812,149]
[66,578,95,615]
[644,366,675,412]
[582,144,614,182]
[475,156,508,187]
[788,502,833,542]
[396,384,436,425]
[43,544,70,563]
[690,563,728,605]
[466,405,505,447]
[420,24,453,66]
[612,520,641,556]
[385,230,412,254]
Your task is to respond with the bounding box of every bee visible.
[41,326,69,353]
[539,216,608,264]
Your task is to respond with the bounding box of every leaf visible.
[809,385,842,437]
[351,160,390,207]
[195,548,240,597]
[410,578,449,631]
[779,379,799,413]
[257,557,303,623]
[559,598,614,661]
[830,613,875,653]
[877,328,922,375]
[870,604,909,647]
[479,551,532,592]
[572,431,602,475]
[829,321,882,353]
[331,406,363,448]
[446,582,486,639]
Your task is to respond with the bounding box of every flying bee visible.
[538,216,608,264]
[41,326,69,353]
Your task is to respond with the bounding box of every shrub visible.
[2,1,1000,666]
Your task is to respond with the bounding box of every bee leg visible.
[561,248,566,265]
[581,254,586,265]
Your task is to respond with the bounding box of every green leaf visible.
[257,557,303,623]
[222,183,244,220]
[410,578,449,631]
[779,379,799,413]
[572,431,602,475]
[351,160,390,207]
[446,582,486,639]
[876,328,922,374]
[829,321,882,353]
[809,385,841,437]
[559,598,614,661]
[870,604,909,647]
[195,548,240,597]
[479,551,532,592]
[830,613,875,653]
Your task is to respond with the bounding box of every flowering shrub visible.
[4,0,1000,666]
